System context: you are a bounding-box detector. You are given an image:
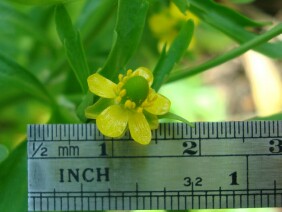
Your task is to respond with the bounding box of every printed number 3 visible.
[269,139,282,153]
[183,177,203,186]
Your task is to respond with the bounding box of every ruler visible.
[27,121,282,211]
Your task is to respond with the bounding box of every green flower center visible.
[123,76,149,105]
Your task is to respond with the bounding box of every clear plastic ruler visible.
[27,121,282,211]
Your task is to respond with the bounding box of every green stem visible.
[167,23,282,83]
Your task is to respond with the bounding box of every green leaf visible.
[187,0,282,58]
[76,92,94,122]
[168,23,282,82]
[152,19,194,91]
[76,0,116,40]
[230,0,255,4]
[0,2,45,43]
[0,141,27,211]
[85,98,113,119]
[172,0,188,14]
[6,0,72,5]
[0,144,9,163]
[250,112,282,121]
[99,0,149,82]
[188,0,267,28]
[160,112,195,127]
[0,52,54,104]
[55,4,90,93]
[49,106,81,123]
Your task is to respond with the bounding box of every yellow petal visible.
[145,92,171,115]
[128,111,151,145]
[133,67,154,86]
[169,2,187,20]
[149,9,176,37]
[97,105,128,137]
[87,73,116,98]
[85,98,113,119]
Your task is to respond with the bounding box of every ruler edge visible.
[27,120,282,141]
[27,120,282,210]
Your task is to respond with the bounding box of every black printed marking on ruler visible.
[28,121,282,211]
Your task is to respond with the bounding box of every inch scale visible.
[27,121,282,211]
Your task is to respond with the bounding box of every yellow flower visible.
[149,2,199,50]
[85,67,171,145]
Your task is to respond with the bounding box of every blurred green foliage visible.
[0,0,281,210]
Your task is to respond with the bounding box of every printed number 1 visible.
[99,143,107,156]
[229,171,239,185]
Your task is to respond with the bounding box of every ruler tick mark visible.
[246,155,249,208]
[60,196,62,211]
[27,122,282,210]
[219,187,222,208]
[274,180,277,207]
[163,187,166,209]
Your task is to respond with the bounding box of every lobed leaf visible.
[0,141,27,211]
[76,92,94,122]
[99,0,149,82]
[250,112,282,121]
[172,0,188,14]
[168,23,282,82]
[55,4,90,94]
[185,0,282,58]
[186,0,267,27]
[160,112,195,127]
[6,0,73,5]
[0,53,54,104]
[76,0,116,40]
[152,19,194,91]
[0,144,9,163]
[0,2,47,47]
[230,0,255,4]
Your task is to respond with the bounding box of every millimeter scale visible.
[27,121,282,211]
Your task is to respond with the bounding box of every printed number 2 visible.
[184,177,203,186]
[41,147,48,156]
[182,141,198,155]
